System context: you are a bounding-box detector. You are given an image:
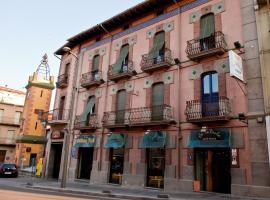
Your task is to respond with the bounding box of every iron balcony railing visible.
[103,104,174,127]
[0,117,21,126]
[44,109,70,122]
[56,74,69,88]
[108,61,136,81]
[140,48,173,72]
[74,114,99,130]
[185,97,231,122]
[80,71,104,88]
[186,31,227,60]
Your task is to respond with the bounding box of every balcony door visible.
[201,72,219,117]
[200,13,215,50]
[152,83,164,121]
[152,31,165,64]
[58,96,65,120]
[86,96,95,126]
[92,55,100,81]
[116,90,126,124]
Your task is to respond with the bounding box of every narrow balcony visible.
[103,104,175,128]
[46,109,70,125]
[0,137,16,146]
[0,117,21,127]
[186,31,227,61]
[56,74,69,88]
[80,71,104,88]
[185,97,231,123]
[74,114,99,130]
[140,48,173,73]
[108,61,136,81]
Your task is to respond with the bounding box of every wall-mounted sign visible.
[198,129,223,141]
[51,131,64,139]
[229,50,244,82]
[231,148,239,168]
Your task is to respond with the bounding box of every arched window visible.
[200,13,215,50]
[201,72,219,117]
[116,90,126,124]
[151,82,164,120]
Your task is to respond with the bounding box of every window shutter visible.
[80,96,95,122]
[199,14,215,39]
[112,45,129,74]
[149,32,165,59]
[116,90,126,124]
[152,83,164,106]
[92,55,100,71]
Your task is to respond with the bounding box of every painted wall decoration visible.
[88,47,106,60]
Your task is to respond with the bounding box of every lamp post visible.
[60,46,80,188]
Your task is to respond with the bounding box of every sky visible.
[0,0,143,92]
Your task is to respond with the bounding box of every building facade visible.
[0,86,25,164]
[48,0,270,197]
[16,54,54,168]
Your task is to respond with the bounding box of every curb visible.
[27,185,170,200]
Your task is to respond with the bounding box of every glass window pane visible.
[212,73,218,93]
[203,75,210,94]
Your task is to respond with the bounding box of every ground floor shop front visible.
[66,126,254,194]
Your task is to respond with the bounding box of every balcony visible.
[140,48,173,73]
[81,71,104,88]
[74,114,99,130]
[56,74,68,88]
[186,31,227,61]
[0,117,21,127]
[185,97,231,123]
[108,61,136,81]
[103,104,175,128]
[0,137,16,146]
[45,109,70,125]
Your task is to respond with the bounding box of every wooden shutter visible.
[199,14,215,39]
[116,90,126,123]
[152,83,164,120]
[92,55,100,71]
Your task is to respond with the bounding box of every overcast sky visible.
[0,0,142,92]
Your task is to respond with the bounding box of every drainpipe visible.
[98,24,113,171]
[173,0,182,180]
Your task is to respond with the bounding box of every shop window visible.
[109,148,124,184]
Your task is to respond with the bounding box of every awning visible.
[16,135,47,144]
[188,128,231,148]
[142,131,166,148]
[74,135,96,148]
[104,134,126,149]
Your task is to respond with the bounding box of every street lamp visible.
[60,46,79,188]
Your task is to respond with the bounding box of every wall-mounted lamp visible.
[62,46,78,59]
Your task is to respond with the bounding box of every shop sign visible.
[51,131,64,139]
[74,135,96,148]
[229,50,244,82]
[198,129,223,141]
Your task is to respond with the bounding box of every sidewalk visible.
[24,177,270,200]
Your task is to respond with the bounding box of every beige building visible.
[0,86,25,164]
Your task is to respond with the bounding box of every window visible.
[64,63,70,76]
[199,13,215,50]
[40,90,43,97]
[116,90,126,124]
[14,111,21,124]
[152,83,164,121]
[0,109,3,122]
[6,130,15,143]
[92,55,100,80]
[201,72,219,117]
[150,31,165,63]
[112,45,129,74]
[79,96,95,125]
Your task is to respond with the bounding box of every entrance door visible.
[201,72,219,117]
[115,90,126,124]
[0,150,6,163]
[50,143,63,179]
[146,148,165,188]
[29,153,37,167]
[152,83,164,121]
[109,148,124,184]
[195,148,231,193]
[77,147,94,179]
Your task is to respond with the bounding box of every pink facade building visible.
[46,0,270,197]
